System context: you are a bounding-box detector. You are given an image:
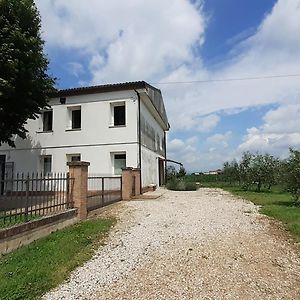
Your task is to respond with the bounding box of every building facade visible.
[0,81,169,190]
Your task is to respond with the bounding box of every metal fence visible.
[87,175,122,211]
[0,173,74,226]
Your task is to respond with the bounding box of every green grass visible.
[0,218,114,300]
[215,185,300,240]
[0,215,41,229]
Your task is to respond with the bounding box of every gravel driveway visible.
[43,188,300,300]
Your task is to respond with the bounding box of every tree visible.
[239,151,253,189]
[250,153,279,192]
[223,159,239,184]
[281,148,300,203]
[177,166,186,178]
[166,165,177,181]
[0,0,55,147]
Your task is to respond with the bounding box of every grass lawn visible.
[210,184,300,240]
[0,217,114,300]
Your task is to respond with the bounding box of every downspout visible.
[134,89,142,194]
[164,131,167,185]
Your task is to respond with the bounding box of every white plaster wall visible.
[0,90,139,175]
[141,146,159,187]
[140,100,165,187]
[2,143,139,175]
[24,90,139,148]
[0,89,168,186]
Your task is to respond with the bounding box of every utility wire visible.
[150,73,300,85]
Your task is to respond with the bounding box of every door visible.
[158,158,165,186]
[0,155,5,195]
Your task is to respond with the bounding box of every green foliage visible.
[248,153,280,192]
[166,178,197,191]
[0,218,114,300]
[0,0,55,146]
[221,152,281,192]
[223,159,239,184]
[194,148,299,202]
[281,148,300,203]
[177,166,186,178]
[166,165,177,181]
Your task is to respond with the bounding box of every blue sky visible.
[35,0,300,172]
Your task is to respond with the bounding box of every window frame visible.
[42,110,53,132]
[110,102,126,127]
[112,152,126,175]
[41,155,52,175]
[66,106,81,131]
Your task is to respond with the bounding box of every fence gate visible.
[87,176,122,211]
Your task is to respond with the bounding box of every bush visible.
[166,178,197,191]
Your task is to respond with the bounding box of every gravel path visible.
[43,188,300,300]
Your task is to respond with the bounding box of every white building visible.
[0,81,169,190]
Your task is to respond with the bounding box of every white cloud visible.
[171,113,220,132]
[167,138,186,152]
[35,0,206,84]
[161,0,300,130]
[167,136,198,165]
[239,104,300,156]
[66,62,84,77]
[206,131,232,148]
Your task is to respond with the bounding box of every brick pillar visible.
[132,168,141,196]
[67,161,90,220]
[121,167,133,200]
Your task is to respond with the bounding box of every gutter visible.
[134,89,143,194]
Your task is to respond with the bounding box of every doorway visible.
[0,155,5,195]
[158,158,165,186]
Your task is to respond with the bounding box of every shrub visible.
[166,178,197,191]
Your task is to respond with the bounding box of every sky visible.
[34,0,300,172]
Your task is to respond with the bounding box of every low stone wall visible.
[0,209,78,255]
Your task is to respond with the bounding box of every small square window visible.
[42,110,53,131]
[113,153,126,175]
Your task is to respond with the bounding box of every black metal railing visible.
[0,173,74,227]
[87,175,122,211]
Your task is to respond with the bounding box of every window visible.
[42,110,53,131]
[111,102,125,126]
[113,153,126,175]
[41,156,52,174]
[67,106,81,130]
[72,109,81,129]
[67,154,81,162]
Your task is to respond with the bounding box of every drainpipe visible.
[134,89,142,194]
[164,131,167,185]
